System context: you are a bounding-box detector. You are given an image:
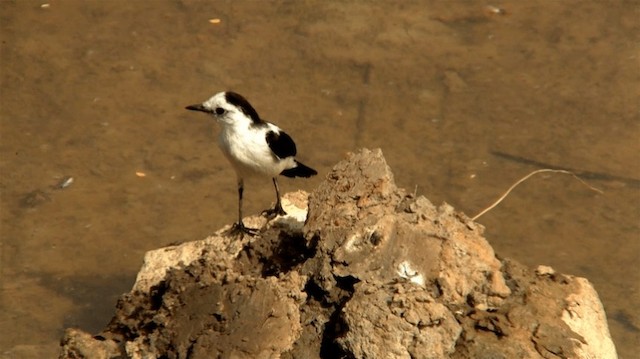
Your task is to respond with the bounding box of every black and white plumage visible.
[186,91,317,235]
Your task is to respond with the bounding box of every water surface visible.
[1,1,638,357]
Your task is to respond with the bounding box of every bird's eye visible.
[214,107,225,115]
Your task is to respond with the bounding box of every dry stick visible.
[471,169,604,221]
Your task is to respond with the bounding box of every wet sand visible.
[1,1,638,357]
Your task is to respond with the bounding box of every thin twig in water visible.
[472,169,604,221]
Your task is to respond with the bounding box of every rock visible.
[562,277,619,359]
[337,281,461,358]
[59,148,618,359]
[59,328,120,359]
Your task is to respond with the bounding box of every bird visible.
[185,91,317,235]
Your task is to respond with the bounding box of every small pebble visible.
[535,265,556,276]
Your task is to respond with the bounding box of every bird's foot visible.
[261,203,287,220]
[226,222,259,237]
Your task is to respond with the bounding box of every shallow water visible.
[1,1,638,357]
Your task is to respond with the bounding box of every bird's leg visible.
[228,178,258,236]
[262,177,287,219]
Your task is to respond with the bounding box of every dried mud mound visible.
[60,148,617,359]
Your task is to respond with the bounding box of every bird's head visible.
[186,91,262,127]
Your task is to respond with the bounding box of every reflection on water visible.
[1,1,638,357]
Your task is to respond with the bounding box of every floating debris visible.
[485,5,507,15]
[57,176,74,189]
[209,18,221,24]
[136,171,146,177]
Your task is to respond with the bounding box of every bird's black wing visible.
[266,130,297,159]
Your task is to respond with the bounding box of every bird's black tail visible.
[281,161,317,178]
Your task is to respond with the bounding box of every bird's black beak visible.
[185,104,208,113]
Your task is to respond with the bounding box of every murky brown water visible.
[1,1,638,357]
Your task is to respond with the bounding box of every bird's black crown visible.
[225,92,262,124]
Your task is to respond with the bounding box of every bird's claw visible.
[227,222,259,237]
[261,204,287,220]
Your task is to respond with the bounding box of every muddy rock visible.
[59,148,617,359]
[337,281,461,358]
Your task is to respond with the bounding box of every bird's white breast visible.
[217,122,295,178]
